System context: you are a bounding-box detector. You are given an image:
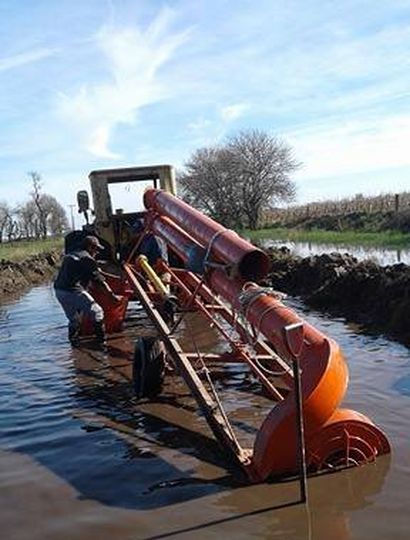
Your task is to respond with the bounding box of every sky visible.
[1,0,409,223]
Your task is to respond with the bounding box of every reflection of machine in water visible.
[69,164,390,485]
[211,455,391,540]
[69,311,254,510]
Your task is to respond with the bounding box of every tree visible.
[26,172,69,238]
[29,171,48,239]
[226,130,298,229]
[0,202,13,243]
[177,147,245,228]
[178,129,299,229]
[42,194,69,235]
[17,200,38,239]
[0,172,68,242]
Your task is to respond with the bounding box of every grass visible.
[243,227,410,248]
[0,237,64,262]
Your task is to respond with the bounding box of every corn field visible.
[268,192,410,225]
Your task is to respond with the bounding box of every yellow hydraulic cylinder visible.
[136,255,168,297]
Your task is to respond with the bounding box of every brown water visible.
[1,284,409,539]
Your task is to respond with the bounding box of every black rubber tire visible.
[132,337,165,399]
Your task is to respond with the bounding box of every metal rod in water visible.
[292,356,309,504]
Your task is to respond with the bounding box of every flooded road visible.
[1,284,409,539]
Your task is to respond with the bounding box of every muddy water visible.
[1,284,409,540]
[260,239,410,266]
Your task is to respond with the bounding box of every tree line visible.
[0,172,68,243]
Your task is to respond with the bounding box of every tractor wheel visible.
[132,337,165,399]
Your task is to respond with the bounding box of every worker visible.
[54,235,121,349]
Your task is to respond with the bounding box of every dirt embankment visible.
[266,247,410,346]
[0,250,61,303]
[1,247,409,346]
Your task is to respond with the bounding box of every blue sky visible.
[1,0,409,219]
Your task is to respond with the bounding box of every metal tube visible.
[206,269,349,478]
[123,262,252,472]
[132,208,389,480]
[136,255,168,297]
[292,355,308,504]
[150,215,205,266]
[159,264,285,401]
[144,189,271,281]
[150,224,347,475]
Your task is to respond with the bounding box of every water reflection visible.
[393,374,410,397]
[69,345,241,509]
[0,285,408,540]
[260,239,410,266]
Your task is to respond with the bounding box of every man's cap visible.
[82,235,104,251]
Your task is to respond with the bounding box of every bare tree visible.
[29,171,48,239]
[4,217,17,242]
[0,202,13,243]
[178,147,245,228]
[17,200,38,239]
[226,130,298,229]
[26,172,69,238]
[177,129,299,229]
[0,172,68,243]
[42,194,69,235]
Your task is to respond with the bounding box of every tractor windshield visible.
[108,179,156,215]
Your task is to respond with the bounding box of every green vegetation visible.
[243,227,410,248]
[0,237,63,262]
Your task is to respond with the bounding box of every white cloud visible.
[188,117,212,133]
[220,103,249,121]
[0,47,57,72]
[57,7,190,158]
[87,125,120,159]
[289,114,410,180]
[2,1,410,209]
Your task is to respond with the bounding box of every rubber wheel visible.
[132,337,165,399]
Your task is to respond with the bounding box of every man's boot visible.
[94,321,107,351]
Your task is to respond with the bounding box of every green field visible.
[243,227,410,248]
[0,237,64,262]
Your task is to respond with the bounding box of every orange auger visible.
[207,270,390,478]
[92,188,391,481]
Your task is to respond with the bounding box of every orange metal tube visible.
[207,270,389,478]
[137,202,391,479]
[150,214,205,264]
[144,188,271,281]
[145,212,390,478]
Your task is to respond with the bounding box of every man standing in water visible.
[54,235,120,349]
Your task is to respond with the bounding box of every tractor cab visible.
[74,165,176,261]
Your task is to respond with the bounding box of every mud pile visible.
[267,247,410,345]
[2,246,409,345]
[0,250,60,302]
